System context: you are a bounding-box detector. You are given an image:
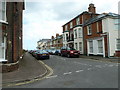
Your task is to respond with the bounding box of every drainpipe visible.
[107,32,110,58]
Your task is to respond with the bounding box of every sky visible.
[23,0,120,50]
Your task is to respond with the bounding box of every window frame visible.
[0,0,6,21]
[70,22,73,29]
[97,40,103,54]
[114,19,120,30]
[89,40,93,53]
[76,17,80,25]
[65,25,68,31]
[116,38,120,50]
[74,29,77,39]
[79,42,82,52]
[87,25,92,35]
[78,28,82,38]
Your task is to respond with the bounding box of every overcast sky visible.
[23,0,120,50]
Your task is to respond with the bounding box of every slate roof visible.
[83,13,120,26]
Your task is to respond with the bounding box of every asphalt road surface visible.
[11,55,119,88]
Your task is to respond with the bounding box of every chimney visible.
[51,36,54,39]
[88,3,96,13]
[56,33,59,37]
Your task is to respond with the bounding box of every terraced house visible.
[0,1,25,72]
[62,3,99,54]
[62,3,120,57]
[83,13,120,57]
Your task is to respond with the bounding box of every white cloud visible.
[23,0,120,50]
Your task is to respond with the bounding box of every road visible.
[11,55,118,88]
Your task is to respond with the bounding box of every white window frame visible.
[75,43,78,50]
[0,0,6,21]
[74,29,77,39]
[87,25,92,35]
[78,28,82,38]
[79,42,82,52]
[66,34,68,41]
[65,25,68,31]
[89,40,93,53]
[70,22,73,29]
[97,40,103,54]
[76,17,80,25]
[116,38,120,50]
[114,19,119,30]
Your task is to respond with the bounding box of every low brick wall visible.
[115,51,120,57]
[2,61,19,73]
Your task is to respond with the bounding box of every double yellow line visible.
[2,61,53,87]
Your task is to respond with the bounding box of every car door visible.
[61,47,66,56]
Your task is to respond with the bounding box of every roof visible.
[83,13,120,26]
[37,39,51,43]
[62,11,99,27]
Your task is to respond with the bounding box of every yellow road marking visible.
[3,60,53,87]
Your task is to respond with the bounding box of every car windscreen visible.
[37,50,48,54]
[67,47,76,50]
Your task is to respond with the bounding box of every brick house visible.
[62,4,99,54]
[83,13,120,57]
[0,1,25,72]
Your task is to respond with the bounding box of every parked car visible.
[55,49,61,55]
[46,49,52,54]
[50,49,56,55]
[35,50,50,60]
[60,47,80,58]
[32,50,38,57]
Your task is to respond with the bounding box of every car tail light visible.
[70,51,74,53]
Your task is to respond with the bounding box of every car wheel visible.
[77,55,80,58]
[47,56,50,59]
[67,54,70,58]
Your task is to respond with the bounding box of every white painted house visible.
[84,13,120,57]
[102,13,120,57]
[0,0,8,62]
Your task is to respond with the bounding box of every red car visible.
[60,47,80,58]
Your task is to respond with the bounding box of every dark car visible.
[60,47,80,58]
[55,49,61,55]
[35,50,50,60]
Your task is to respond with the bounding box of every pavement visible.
[80,55,120,63]
[2,52,51,87]
[2,52,119,87]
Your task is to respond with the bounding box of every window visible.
[0,0,6,21]
[114,19,120,30]
[74,29,77,39]
[96,22,99,32]
[70,22,73,28]
[79,42,82,51]
[78,28,82,37]
[66,34,68,41]
[87,25,92,35]
[76,17,80,25]
[98,40,103,53]
[65,25,68,31]
[89,41,93,53]
[116,39,120,50]
[75,43,78,50]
